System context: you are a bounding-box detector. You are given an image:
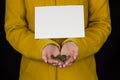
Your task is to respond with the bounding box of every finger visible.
[62,62,73,68]
[65,57,74,64]
[42,55,48,63]
[59,65,63,68]
[73,52,78,60]
[51,59,62,66]
[63,57,74,67]
[52,63,59,66]
[64,62,73,67]
[47,59,59,64]
[58,62,64,68]
[73,54,77,60]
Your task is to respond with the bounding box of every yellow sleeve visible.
[4,0,60,61]
[62,0,111,60]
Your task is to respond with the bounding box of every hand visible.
[60,42,79,68]
[42,44,60,66]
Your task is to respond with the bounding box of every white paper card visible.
[35,5,85,39]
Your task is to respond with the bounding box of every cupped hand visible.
[60,42,79,68]
[42,44,60,66]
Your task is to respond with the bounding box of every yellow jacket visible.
[5,0,111,80]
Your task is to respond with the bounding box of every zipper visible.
[55,0,58,80]
[54,0,57,79]
[55,66,58,80]
[55,0,56,5]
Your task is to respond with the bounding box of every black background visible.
[0,0,119,80]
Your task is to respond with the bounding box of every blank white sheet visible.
[35,5,85,39]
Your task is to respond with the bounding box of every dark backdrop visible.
[0,0,119,80]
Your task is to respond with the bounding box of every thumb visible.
[42,54,48,63]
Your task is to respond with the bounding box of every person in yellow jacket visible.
[4,0,111,80]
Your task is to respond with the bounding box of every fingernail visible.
[65,62,68,65]
[58,62,61,64]
[73,56,76,59]
[63,65,66,68]
[45,60,47,63]
[59,65,62,68]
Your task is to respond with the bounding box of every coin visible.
[51,55,70,63]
